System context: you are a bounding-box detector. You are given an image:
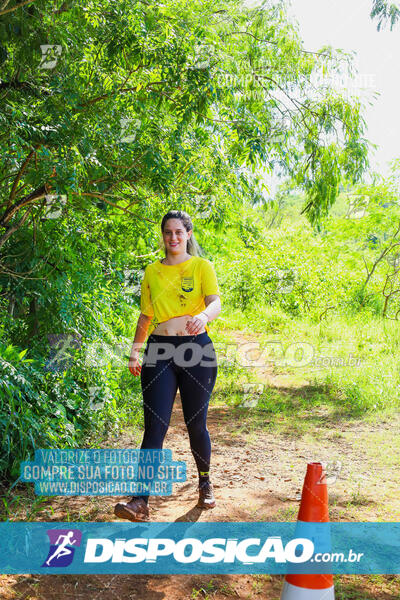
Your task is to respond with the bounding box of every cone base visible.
[281,581,335,599]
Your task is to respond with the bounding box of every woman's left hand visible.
[185,312,208,335]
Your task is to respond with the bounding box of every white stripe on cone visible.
[281,581,335,599]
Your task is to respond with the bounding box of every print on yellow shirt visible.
[140,256,220,336]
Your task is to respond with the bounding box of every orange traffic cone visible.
[280,462,335,599]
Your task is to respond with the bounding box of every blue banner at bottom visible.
[0,522,399,574]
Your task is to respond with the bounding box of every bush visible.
[0,340,142,481]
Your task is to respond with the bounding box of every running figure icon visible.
[45,531,77,566]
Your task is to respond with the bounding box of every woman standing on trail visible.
[114,210,221,522]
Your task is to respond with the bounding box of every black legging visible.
[137,331,218,504]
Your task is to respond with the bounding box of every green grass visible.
[334,574,400,599]
[213,305,400,420]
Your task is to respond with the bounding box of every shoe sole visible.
[197,500,216,509]
[114,503,150,522]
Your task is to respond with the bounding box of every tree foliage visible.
[0,0,369,247]
[0,0,374,480]
[370,0,400,30]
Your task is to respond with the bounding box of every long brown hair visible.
[159,210,204,257]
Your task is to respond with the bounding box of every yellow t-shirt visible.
[140,255,220,336]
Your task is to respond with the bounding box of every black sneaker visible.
[114,497,150,522]
[197,480,216,509]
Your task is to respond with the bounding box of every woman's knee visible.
[186,420,209,441]
[142,420,169,446]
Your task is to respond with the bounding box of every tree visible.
[370,0,400,30]
[0,0,372,347]
[0,0,369,252]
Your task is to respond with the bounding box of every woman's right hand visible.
[128,352,142,376]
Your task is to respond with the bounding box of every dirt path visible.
[1,330,400,599]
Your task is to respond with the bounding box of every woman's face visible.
[162,218,192,255]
